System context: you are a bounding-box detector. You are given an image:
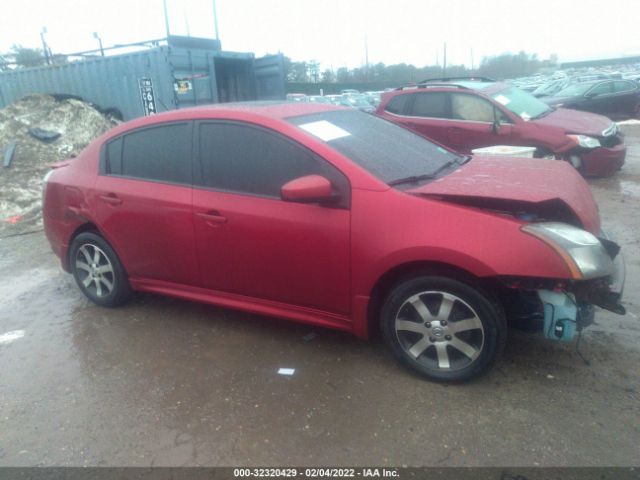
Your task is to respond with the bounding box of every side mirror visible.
[281,175,338,204]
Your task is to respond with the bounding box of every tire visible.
[380,276,506,382]
[69,232,132,307]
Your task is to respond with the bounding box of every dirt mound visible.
[0,94,117,235]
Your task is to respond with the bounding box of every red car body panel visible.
[376,85,626,177]
[44,103,599,339]
[408,155,601,233]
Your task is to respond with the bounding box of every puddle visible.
[0,329,25,345]
[620,180,640,198]
[0,267,57,304]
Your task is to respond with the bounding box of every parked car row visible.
[286,90,383,112]
[43,100,626,383]
[376,77,627,177]
[511,65,640,120]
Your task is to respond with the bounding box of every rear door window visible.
[117,123,192,184]
[409,92,449,118]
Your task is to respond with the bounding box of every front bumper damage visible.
[503,235,626,342]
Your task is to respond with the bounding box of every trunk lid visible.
[408,156,601,233]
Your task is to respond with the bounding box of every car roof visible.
[101,102,350,140]
[388,80,506,98]
[143,101,346,122]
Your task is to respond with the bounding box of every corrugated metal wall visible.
[0,46,284,120]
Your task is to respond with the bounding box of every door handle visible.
[98,193,122,206]
[197,210,227,225]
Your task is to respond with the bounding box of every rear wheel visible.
[380,276,506,382]
[69,232,131,307]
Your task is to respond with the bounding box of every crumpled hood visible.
[532,107,612,136]
[408,156,600,233]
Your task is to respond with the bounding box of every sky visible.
[0,0,638,69]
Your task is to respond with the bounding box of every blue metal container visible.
[0,40,285,120]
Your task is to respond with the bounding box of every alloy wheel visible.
[394,291,485,371]
[75,243,115,298]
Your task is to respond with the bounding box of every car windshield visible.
[491,86,552,120]
[555,83,595,97]
[288,110,463,184]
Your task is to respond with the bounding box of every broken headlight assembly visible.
[567,134,601,149]
[522,222,614,280]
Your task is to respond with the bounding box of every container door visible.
[253,54,286,100]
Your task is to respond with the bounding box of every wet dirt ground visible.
[1,127,639,467]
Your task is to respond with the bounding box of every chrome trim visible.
[602,123,618,137]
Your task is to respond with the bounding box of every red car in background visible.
[376,77,626,177]
[43,103,625,382]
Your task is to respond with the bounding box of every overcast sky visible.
[1,0,638,69]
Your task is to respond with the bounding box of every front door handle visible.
[197,210,227,225]
[98,193,122,206]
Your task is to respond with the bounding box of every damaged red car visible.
[376,78,626,177]
[43,103,625,382]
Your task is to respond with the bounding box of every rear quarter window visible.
[384,94,409,114]
[409,92,449,118]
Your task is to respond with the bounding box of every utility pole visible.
[163,0,171,38]
[364,35,369,82]
[470,47,474,72]
[443,42,447,77]
[93,32,104,56]
[40,27,51,65]
[213,0,220,41]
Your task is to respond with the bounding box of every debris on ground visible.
[3,141,16,167]
[0,94,118,236]
[27,127,62,143]
[277,368,296,376]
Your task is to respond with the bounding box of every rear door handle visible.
[98,193,122,206]
[197,210,227,225]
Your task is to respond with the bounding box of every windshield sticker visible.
[299,121,351,142]
[494,94,511,106]
[520,111,531,121]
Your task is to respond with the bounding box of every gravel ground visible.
[0,94,116,235]
[0,126,638,467]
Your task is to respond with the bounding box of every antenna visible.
[162,0,171,38]
[213,0,220,41]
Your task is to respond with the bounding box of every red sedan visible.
[43,103,625,382]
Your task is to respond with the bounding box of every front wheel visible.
[69,232,132,307]
[380,276,506,382]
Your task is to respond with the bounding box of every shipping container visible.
[0,37,286,120]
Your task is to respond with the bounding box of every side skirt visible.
[129,278,353,333]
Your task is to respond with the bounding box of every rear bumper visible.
[580,143,626,177]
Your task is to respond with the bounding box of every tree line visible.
[285,51,558,84]
[1,44,557,83]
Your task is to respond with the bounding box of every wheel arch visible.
[366,260,502,339]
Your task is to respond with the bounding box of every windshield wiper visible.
[530,108,553,120]
[388,173,435,186]
[388,160,458,186]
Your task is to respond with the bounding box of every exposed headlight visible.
[567,134,601,149]
[522,222,613,280]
